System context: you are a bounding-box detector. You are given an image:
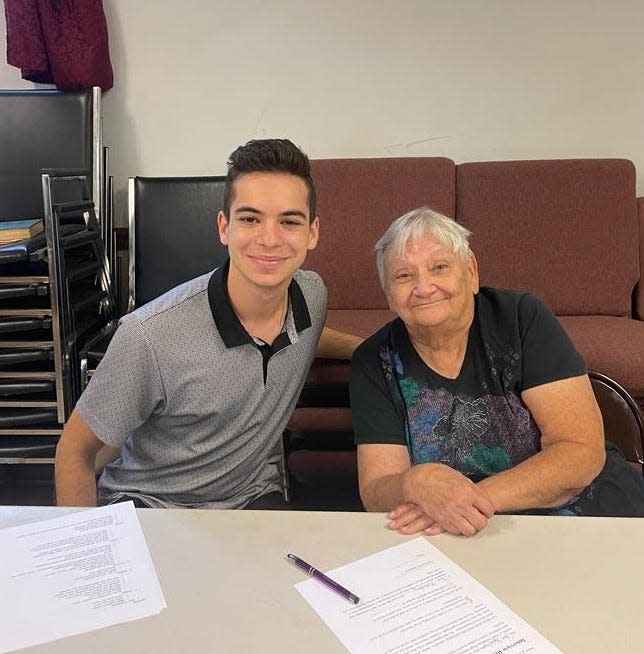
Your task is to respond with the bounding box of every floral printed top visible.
[351,288,585,481]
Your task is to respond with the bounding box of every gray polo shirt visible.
[76,262,327,509]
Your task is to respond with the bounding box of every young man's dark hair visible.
[222,138,317,220]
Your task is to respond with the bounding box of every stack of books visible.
[0,219,43,245]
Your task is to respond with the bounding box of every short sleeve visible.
[350,336,407,446]
[518,294,586,391]
[296,269,327,328]
[75,314,166,447]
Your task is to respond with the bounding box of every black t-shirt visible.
[350,288,586,481]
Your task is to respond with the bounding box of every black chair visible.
[82,175,227,382]
[128,176,228,310]
[0,89,115,299]
[0,88,102,225]
[589,370,644,476]
[125,176,342,505]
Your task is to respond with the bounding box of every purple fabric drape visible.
[3,0,113,91]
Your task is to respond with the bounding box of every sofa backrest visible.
[456,159,639,317]
[308,157,456,310]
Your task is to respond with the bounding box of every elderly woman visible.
[350,207,606,536]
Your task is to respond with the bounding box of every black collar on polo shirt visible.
[207,258,312,348]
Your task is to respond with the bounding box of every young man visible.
[55,139,361,509]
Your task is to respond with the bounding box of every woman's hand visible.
[400,464,496,536]
[387,503,445,536]
[357,445,495,536]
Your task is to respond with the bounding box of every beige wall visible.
[2,1,644,225]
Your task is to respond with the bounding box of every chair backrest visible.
[128,176,228,309]
[589,370,644,475]
[0,88,101,220]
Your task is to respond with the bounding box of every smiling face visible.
[383,231,479,335]
[217,171,319,296]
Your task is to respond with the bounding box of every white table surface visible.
[1,507,641,654]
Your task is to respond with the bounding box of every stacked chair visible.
[0,172,115,468]
[0,88,114,504]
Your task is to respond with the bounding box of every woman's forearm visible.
[360,471,409,512]
[477,440,605,512]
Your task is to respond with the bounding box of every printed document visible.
[296,537,562,654]
[0,502,166,653]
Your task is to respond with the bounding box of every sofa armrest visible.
[637,196,644,320]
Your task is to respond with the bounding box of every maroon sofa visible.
[285,156,644,506]
[305,156,643,401]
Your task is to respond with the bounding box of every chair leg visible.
[80,356,88,390]
[279,431,291,503]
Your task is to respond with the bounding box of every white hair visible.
[374,207,472,288]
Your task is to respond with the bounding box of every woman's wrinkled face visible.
[383,231,479,334]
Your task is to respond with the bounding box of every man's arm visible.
[316,326,364,360]
[477,374,605,512]
[55,410,107,507]
[358,443,495,536]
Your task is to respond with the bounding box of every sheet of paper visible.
[0,501,166,654]
[296,537,562,654]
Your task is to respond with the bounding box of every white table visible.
[1,507,641,653]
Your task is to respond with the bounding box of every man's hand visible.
[316,326,364,360]
[398,464,496,536]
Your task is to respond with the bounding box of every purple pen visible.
[287,553,360,604]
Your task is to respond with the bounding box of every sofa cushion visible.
[559,315,644,395]
[301,309,394,393]
[456,159,639,316]
[325,308,395,337]
[308,157,456,310]
[287,407,352,432]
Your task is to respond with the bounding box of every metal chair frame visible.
[588,369,644,475]
[42,170,116,422]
